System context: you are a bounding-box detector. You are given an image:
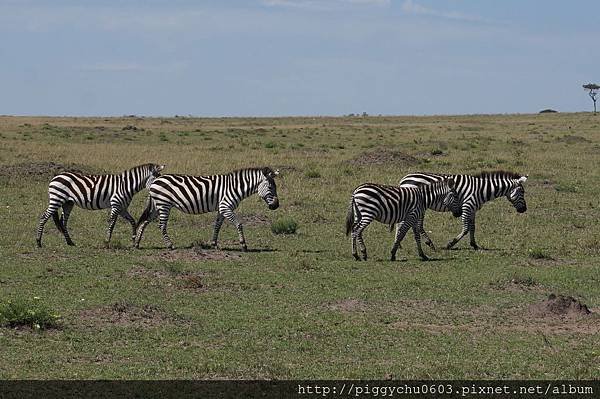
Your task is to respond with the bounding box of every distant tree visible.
[583,83,600,114]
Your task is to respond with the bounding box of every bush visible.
[271,217,298,235]
[528,248,552,260]
[305,169,321,179]
[0,298,60,330]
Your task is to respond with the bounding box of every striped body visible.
[345,179,460,261]
[134,167,280,251]
[36,163,164,247]
[398,171,528,249]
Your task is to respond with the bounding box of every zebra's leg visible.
[105,206,121,246]
[419,220,436,251]
[157,206,175,250]
[446,211,471,249]
[36,203,61,248]
[60,201,75,246]
[222,210,247,252]
[352,217,373,261]
[211,214,225,249]
[119,209,137,245]
[413,223,429,261]
[133,210,157,249]
[390,221,411,261]
[468,216,479,250]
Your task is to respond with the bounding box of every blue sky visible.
[0,0,598,116]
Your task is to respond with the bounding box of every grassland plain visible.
[0,113,598,379]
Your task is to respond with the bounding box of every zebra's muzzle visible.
[268,198,280,210]
[517,205,527,213]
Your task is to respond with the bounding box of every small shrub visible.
[0,298,60,330]
[511,275,537,287]
[305,169,321,179]
[430,149,444,156]
[264,141,276,149]
[528,248,552,260]
[271,217,298,235]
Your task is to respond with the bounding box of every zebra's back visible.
[352,183,422,224]
[48,172,118,210]
[149,174,222,214]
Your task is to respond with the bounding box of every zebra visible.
[345,178,461,261]
[36,163,165,248]
[134,167,280,251]
[398,171,528,250]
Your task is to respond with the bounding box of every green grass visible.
[0,113,599,379]
[0,298,60,330]
[271,217,298,235]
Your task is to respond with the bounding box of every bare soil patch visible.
[555,135,591,144]
[328,299,368,313]
[241,213,271,226]
[1,161,103,181]
[528,294,592,319]
[348,150,420,166]
[127,266,207,291]
[78,302,173,328]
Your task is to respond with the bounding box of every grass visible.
[271,217,298,235]
[0,113,599,379]
[0,298,60,330]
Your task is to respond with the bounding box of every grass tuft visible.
[271,217,298,235]
[528,248,553,260]
[0,298,60,330]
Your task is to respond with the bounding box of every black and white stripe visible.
[134,167,280,251]
[345,178,460,261]
[36,163,164,247]
[399,170,528,249]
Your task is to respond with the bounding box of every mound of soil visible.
[555,135,591,144]
[348,150,419,166]
[79,302,171,328]
[0,161,102,181]
[528,294,592,319]
[539,109,558,113]
[241,213,270,226]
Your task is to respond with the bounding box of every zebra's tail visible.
[345,197,356,237]
[52,211,65,234]
[136,196,155,229]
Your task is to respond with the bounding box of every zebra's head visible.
[145,164,165,188]
[258,167,280,210]
[442,178,462,218]
[508,175,528,213]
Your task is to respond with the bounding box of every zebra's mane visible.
[227,167,273,176]
[472,170,522,180]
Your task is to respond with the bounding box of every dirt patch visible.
[127,266,207,291]
[78,302,172,328]
[328,299,368,313]
[241,213,271,226]
[146,247,241,262]
[0,161,103,181]
[528,294,592,319]
[348,150,420,166]
[555,135,591,144]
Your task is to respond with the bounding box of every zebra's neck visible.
[121,165,152,195]
[476,176,513,203]
[420,182,449,208]
[228,169,262,200]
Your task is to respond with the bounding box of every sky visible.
[0,0,598,117]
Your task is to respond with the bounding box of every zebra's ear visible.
[157,164,165,172]
[447,178,455,189]
[518,175,528,184]
[274,169,280,177]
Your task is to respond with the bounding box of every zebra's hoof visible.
[36,240,42,248]
[420,255,430,261]
[390,256,396,261]
[168,245,175,250]
[353,254,361,261]
[471,244,480,250]
[66,241,75,246]
[241,245,248,252]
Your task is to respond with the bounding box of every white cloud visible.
[401,0,486,23]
